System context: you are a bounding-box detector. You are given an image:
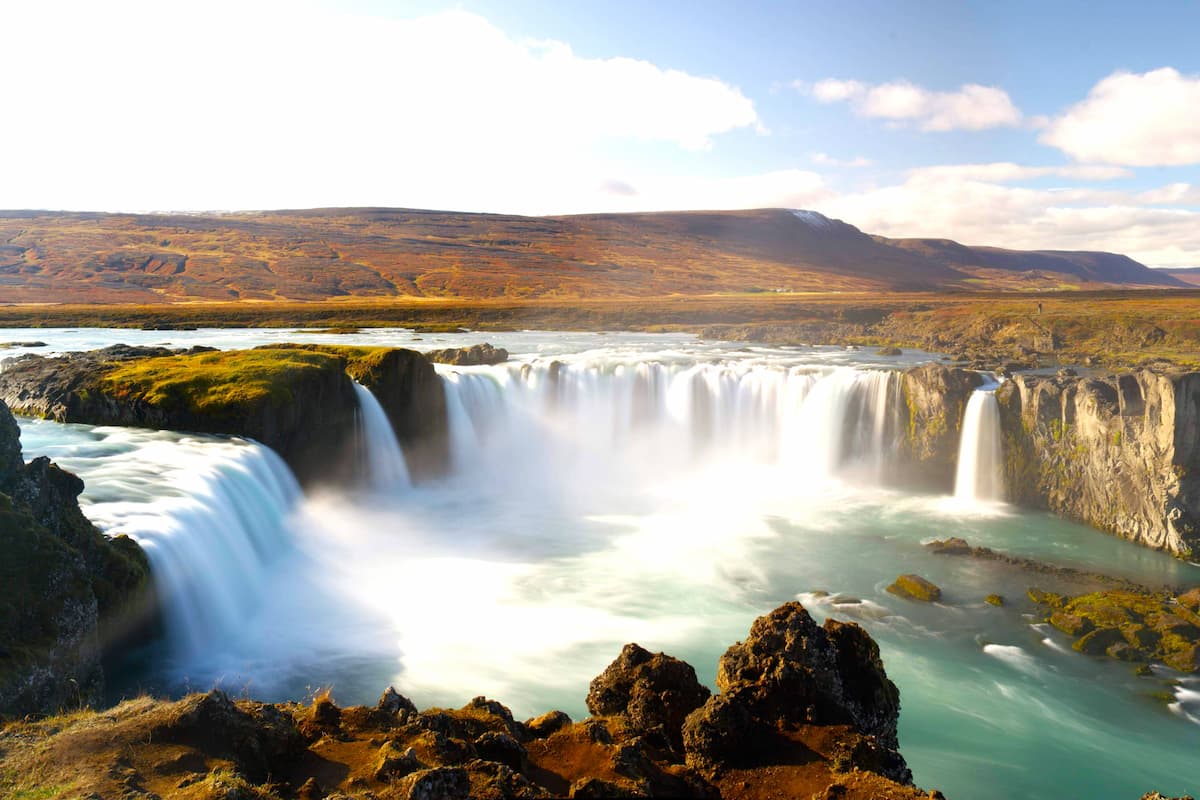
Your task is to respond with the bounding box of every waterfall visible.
[954,390,1005,503]
[353,381,411,491]
[113,442,302,661]
[439,359,904,485]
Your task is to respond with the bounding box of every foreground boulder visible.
[683,601,911,785]
[0,602,935,799]
[586,642,711,754]
[0,399,152,717]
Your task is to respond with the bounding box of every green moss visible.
[1027,588,1065,608]
[101,348,345,415]
[199,768,283,800]
[0,769,74,800]
[1065,591,1164,622]
[886,574,942,602]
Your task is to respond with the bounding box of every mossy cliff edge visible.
[0,345,451,485]
[0,399,151,717]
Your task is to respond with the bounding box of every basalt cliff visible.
[902,364,1200,557]
[996,370,1200,556]
[0,399,152,716]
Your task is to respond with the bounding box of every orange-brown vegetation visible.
[0,693,932,800]
[0,207,1181,304]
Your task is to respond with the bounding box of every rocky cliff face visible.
[997,371,1200,556]
[0,399,151,717]
[900,364,984,488]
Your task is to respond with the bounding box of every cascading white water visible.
[439,359,903,485]
[954,389,1005,503]
[353,381,411,491]
[75,436,303,660]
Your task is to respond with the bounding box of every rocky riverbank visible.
[0,602,936,800]
[0,399,152,716]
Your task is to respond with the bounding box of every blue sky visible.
[1,0,1198,265]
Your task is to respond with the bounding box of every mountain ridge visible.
[0,207,1182,304]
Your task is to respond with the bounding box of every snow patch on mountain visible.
[790,209,833,227]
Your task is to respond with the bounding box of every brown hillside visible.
[0,207,1181,303]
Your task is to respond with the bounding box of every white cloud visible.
[1136,183,1200,205]
[805,78,1022,131]
[1041,68,1200,166]
[824,165,1200,267]
[0,2,759,211]
[811,153,873,168]
[809,79,865,103]
[584,169,829,214]
[905,163,1132,183]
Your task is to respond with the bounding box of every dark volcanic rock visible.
[397,766,470,800]
[524,710,571,739]
[0,399,152,716]
[426,343,509,366]
[379,685,419,716]
[153,690,306,781]
[586,642,711,754]
[683,601,909,783]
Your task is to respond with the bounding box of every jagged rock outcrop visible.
[997,370,1200,555]
[682,601,910,785]
[900,364,984,488]
[586,643,711,754]
[0,345,361,486]
[0,399,152,717]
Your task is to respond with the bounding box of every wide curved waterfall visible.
[954,390,1005,503]
[353,381,411,491]
[15,330,1200,800]
[440,360,902,483]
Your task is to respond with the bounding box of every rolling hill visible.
[0,207,1183,304]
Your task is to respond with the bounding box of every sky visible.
[1,0,1198,266]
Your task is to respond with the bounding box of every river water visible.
[7,328,1200,798]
